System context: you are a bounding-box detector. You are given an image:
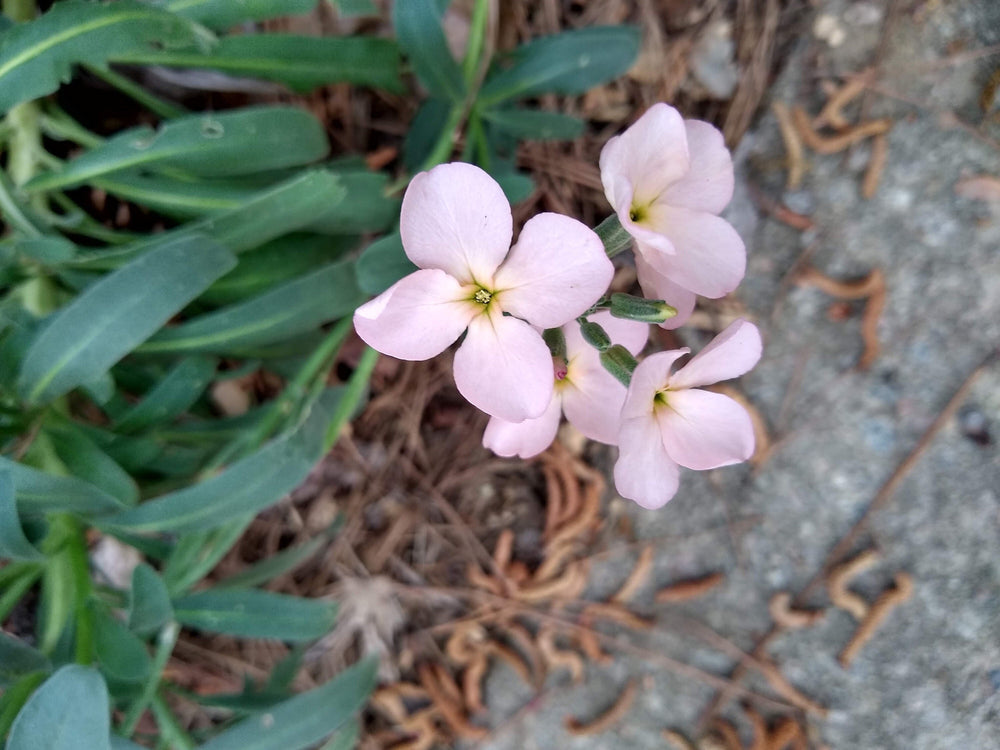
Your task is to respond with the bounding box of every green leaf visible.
[483,107,585,140]
[139,259,363,354]
[0,0,198,115]
[393,0,465,102]
[114,356,217,433]
[320,720,360,750]
[114,33,403,94]
[25,107,328,192]
[0,471,44,561]
[7,665,111,750]
[68,171,346,271]
[0,672,48,741]
[492,169,535,204]
[356,232,416,295]
[92,606,152,683]
[128,564,174,636]
[480,25,640,105]
[158,0,316,28]
[0,458,125,517]
[403,98,451,171]
[161,516,252,596]
[305,171,399,235]
[92,173,256,218]
[8,236,77,265]
[334,0,377,17]
[0,633,51,688]
[17,234,236,404]
[173,588,337,641]
[47,425,140,505]
[202,234,354,306]
[102,396,332,534]
[214,529,333,590]
[198,659,375,750]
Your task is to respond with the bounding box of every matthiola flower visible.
[600,103,745,305]
[483,311,648,458]
[354,162,613,422]
[614,319,761,509]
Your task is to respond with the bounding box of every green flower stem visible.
[84,64,187,120]
[40,107,104,148]
[149,690,195,750]
[324,345,378,451]
[121,621,180,738]
[64,518,95,665]
[594,213,634,259]
[462,0,490,84]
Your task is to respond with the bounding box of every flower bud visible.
[609,293,677,323]
[579,320,611,352]
[542,327,566,359]
[599,344,638,387]
[594,214,633,259]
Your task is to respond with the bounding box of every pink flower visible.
[614,319,761,509]
[483,311,648,458]
[599,103,745,301]
[353,163,613,422]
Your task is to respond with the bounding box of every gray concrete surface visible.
[478,1,1000,748]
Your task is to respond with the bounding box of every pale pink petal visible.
[660,120,734,214]
[614,416,680,509]
[399,163,512,285]
[620,349,689,421]
[634,253,696,330]
[561,363,628,445]
[453,309,553,421]
[353,270,476,360]
[564,310,648,359]
[640,205,746,298]
[657,389,755,470]
[669,319,762,389]
[493,213,613,328]
[482,394,562,459]
[599,103,690,209]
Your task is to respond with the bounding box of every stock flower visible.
[614,319,761,509]
[483,311,648,458]
[599,103,745,300]
[354,162,613,422]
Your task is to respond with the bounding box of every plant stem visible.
[324,345,378,451]
[84,65,187,120]
[121,621,180,737]
[462,0,490,84]
[149,691,195,750]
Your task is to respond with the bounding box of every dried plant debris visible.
[839,572,914,668]
[768,592,824,629]
[565,679,638,736]
[656,572,726,603]
[826,549,881,620]
[796,266,885,370]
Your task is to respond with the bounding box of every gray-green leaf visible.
[25,107,328,192]
[128,564,174,636]
[393,0,465,102]
[17,234,236,403]
[173,588,337,641]
[7,665,111,750]
[0,471,44,561]
[0,0,198,115]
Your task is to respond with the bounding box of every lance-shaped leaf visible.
[17,234,236,403]
[0,634,51,688]
[25,107,328,192]
[67,171,346,271]
[46,425,139,505]
[155,0,316,28]
[113,356,217,433]
[128,564,173,636]
[0,472,43,561]
[0,458,126,518]
[102,393,333,534]
[197,660,375,750]
[483,108,585,140]
[113,34,403,94]
[138,260,364,355]
[173,589,337,641]
[0,0,198,115]
[393,0,465,102]
[479,25,640,105]
[7,665,111,750]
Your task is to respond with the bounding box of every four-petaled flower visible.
[614,319,762,509]
[353,163,613,422]
[483,311,648,458]
[600,103,744,327]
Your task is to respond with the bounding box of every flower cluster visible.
[354,103,761,508]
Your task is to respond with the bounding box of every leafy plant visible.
[0,0,639,747]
